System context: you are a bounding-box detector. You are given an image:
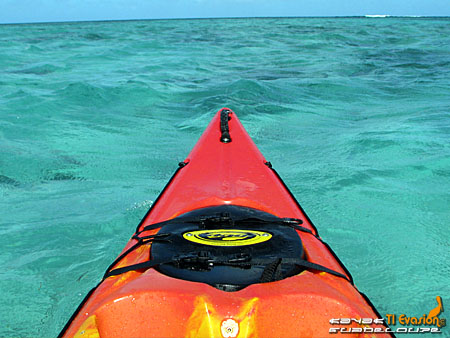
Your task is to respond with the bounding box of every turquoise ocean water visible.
[0,17,449,337]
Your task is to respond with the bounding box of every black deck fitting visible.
[220,109,232,143]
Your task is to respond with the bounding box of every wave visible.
[365,15,390,18]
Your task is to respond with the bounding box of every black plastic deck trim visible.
[220,108,232,143]
[57,281,102,337]
[265,161,395,336]
[58,161,189,337]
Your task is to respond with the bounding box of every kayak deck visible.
[60,108,391,338]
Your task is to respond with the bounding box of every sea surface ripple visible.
[0,17,449,337]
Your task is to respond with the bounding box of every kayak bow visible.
[60,108,392,338]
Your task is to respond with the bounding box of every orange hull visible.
[60,108,392,338]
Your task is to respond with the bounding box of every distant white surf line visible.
[365,14,390,18]
[364,15,425,18]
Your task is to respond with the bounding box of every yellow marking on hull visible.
[186,296,259,338]
[73,315,100,338]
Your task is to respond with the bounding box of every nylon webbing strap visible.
[104,257,172,279]
[102,233,170,280]
[141,217,315,236]
[140,219,179,233]
[284,258,349,281]
[250,257,350,282]
[104,256,350,282]
[103,215,349,282]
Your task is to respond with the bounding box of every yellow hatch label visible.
[183,229,272,247]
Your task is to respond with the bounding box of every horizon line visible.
[1,15,449,26]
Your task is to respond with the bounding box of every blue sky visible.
[1,0,449,24]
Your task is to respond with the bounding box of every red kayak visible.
[59,108,392,337]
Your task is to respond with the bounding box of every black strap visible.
[138,216,314,239]
[104,217,333,281]
[260,258,282,283]
[140,219,180,233]
[104,255,350,282]
[282,258,350,281]
[250,257,350,282]
[235,216,318,238]
[102,233,170,279]
[104,257,172,279]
